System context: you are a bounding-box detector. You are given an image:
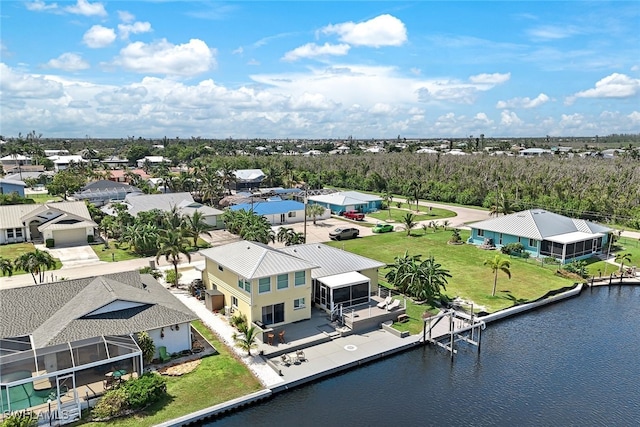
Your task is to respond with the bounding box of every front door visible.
[280,213,286,223]
[320,285,327,308]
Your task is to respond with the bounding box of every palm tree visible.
[484,255,511,296]
[33,249,55,283]
[306,204,325,225]
[183,211,212,248]
[382,190,393,219]
[615,252,632,273]
[406,180,422,212]
[408,256,451,303]
[14,252,40,285]
[402,212,417,236]
[489,193,515,217]
[385,250,422,294]
[232,324,259,356]
[156,229,192,287]
[0,256,13,277]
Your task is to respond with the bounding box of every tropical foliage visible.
[222,209,275,244]
[484,255,512,296]
[13,249,56,284]
[385,251,451,303]
[232,323,259,356]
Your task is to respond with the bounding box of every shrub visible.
[92,387,128,419]
[136,331,155,365]
[165,270,181,286]
[230,313,247,330]
[563,260,588,278]
[1,411,38,427]
[121,373,167,409]
[501,242,524,254]
[449,229,462,243]
[45,238,55,248]
[87,234,94,243]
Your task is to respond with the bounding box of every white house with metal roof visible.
[468,209,612,264]
[232,169,266,191]
[0,201,97,246]
[307,190,383,214]
[0,271,197,421]
[200,241,318,327]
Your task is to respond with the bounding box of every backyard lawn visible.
[367,206,456,223]
[0,242,62,275]
[326,229,576,316]
[75,321,262,427]
[586,236,640,277]
[26,193,62,203]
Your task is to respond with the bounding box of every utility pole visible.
[303,191,308,243]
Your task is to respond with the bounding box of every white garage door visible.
[53,228,86,246]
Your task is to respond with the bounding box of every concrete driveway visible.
[39,244,103,268]
[272,217,374,248]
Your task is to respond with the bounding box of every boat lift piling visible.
[422,308,486,360]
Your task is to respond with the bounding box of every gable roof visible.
[230,200,304,215]
[468,209,611,240]
[0,271,196,348]
[0,178,27,187]
[199,241,318,279]
[233,169,265,181]
[124,192,194,216]
[278,243,385,279]
[0,201,95,230]
[308,191,381,206]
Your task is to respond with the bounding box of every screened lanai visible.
[540,232,604,264]
[0,334,142,419]
[315,271,371,313]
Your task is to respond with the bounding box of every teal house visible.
[307,191,382,214]
[468,209,612,264]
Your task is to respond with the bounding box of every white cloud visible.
[26,0,58,11]
[233,46,244,55]
[321,14,407,47]
[469,72,511,85]
[496,93,549,109]
[527,25,581,41]
[114,39,216,76]
[83,25,116,48]
[118,21,152,40]
[500,110,523,126]
[44,53,89,71]
[566,73,640,105]
[473,112,494,125]
[0,63,64,99]
[369,103,393,115]
[282,43,350,62]
[65,0,106,17]
[118,10,135,23]
[631,65,639,72]
[628,111,640,123]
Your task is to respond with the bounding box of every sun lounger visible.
[295,349,306,362]
[386,299,401,311]
[281,354,292,366]
[377,296,392,309]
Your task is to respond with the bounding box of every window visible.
[218,264,224,272]
[238,279,251,293]
[477,229,484,237]
[277,274,288,290]
[529,239,536,248]
[7,229,14,238]
[499,233,503,245]
[259,277,271,294]
[517,236,521,243]
[294,271,305,286]
[262,303,285,324]
[15,229,23,238]
[294,298,305,310]
[288,211,296,218]
[231,296,238,308]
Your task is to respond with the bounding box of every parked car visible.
[372,223,394,233]
[329,227,360,240]
[342,210,365,221]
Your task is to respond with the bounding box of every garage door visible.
[53,228,86,246]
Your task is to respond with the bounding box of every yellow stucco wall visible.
[358,267,380,294]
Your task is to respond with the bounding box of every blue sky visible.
[1,0,639,139]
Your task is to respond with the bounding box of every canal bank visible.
[157,280,640,426]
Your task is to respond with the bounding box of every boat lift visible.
[422,308,486,360]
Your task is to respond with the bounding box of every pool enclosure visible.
[0,334,142,423]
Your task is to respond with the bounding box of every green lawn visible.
[0,242,62,275]
[326,230,576,315]
[26,193,62,203]
[587,236,640,277]
[367,207,456,223]
[75,321,262,427]
[91,243,141,262]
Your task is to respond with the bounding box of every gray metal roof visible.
[124,192,195,216]
[468,209,612,240]
[199,241,318,279]
[0,271,197,348]
[308,191,381,206]
[278,243,385,279]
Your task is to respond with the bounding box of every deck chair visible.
[158,346,171,363]
[281,353,292,366]
[377,296,392,309]
[386,299,401,311]
[295,349,306,362]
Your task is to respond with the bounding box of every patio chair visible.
[280,353,292,366]
[278,330,286,344]
[295,349,306,363]
[377,296,392,309]
[386,299,401,311]
[158,346,171,363]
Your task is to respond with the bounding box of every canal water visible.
[210,286,640,426]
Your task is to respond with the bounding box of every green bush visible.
[165,269,181,286]
[92,387,128,419]
[136,331,156,365]
[45,238,54,248]
[87,234,94,243]
[230,313,247,330]
[0,411,38,427]
[121,373,167,409]
[501,242,524,254]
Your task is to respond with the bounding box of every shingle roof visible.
[0,271,196,348]
[199,241,318,279]
[0,201,95,230]
[230,200,304,215]
[278,243,385,279]
[468,209,611,240]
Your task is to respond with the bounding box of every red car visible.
[343,210,365,221]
